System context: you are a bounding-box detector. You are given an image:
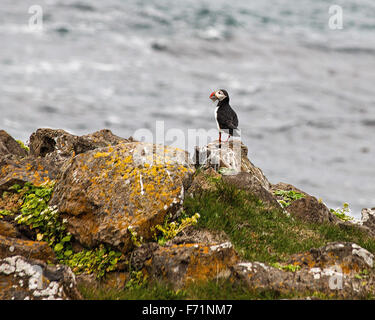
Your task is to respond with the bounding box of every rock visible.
[167,226,229,246]
[0,255,82,300]
[0,221,20,238]
[222,172,281,210]
[0,156,59,192]
[0,130,28,158]
[271,182,339,224]
[29,128,130,168]
[357,208,375,236]
[287,242,373,271]
[232,242,375,299]
[0,188,22,213]
[287,196,340,224]
[141,241,239,288]
[194,140,271,190]
[0,235,56,263]
[50,142,194,252]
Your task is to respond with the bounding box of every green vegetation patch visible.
[16,140,29,152]
[273,189,305,208]
[330,202,354,222]
[183,179,375,264]
[79,278,306,300]
[1,182,124,279]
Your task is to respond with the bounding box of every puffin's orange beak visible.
[209,91,217,101]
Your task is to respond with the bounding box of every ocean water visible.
[0,0,374,217]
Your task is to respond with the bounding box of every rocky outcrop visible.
[233,242,375,299]
[0,235,56,262]
[194,140,271,190]
[0,255,82,300]
[143,241,238,288]
[287,196,340,224]
[355,208,375,237]
[0,156,59,191]
[222,172,280,210]
[29,128,130,168]
[271,182,340,224]
[1,128,374,300]
[0,130,28,158]
[50,142,194,252]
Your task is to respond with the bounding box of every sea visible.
[0,0,374,218]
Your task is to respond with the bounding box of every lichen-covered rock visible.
[141,241,239,288]
[0,255,82,300]
[194,140,271,190]
[353,208,375,237]
[29,128,130,168]
[0,235,56,263]
[287,242,373,272]
[0,221,20,238]
[0,130,28,158]
[232,242,375,299]
[50,142,194,252]
[0,156,59,192]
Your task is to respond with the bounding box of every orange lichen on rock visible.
[50,142,194,253]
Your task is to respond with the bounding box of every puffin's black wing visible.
[217,105,238,130]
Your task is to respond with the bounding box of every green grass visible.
[183,179,375,264]
[79,278,308,300]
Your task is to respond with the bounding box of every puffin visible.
[209,89,239,144]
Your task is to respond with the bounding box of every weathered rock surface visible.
[29,128,130,168]
[0,235,56,262]
[0,255,82,300]
[0,156,59,191]
[195,140,271,190]
[222,172,281,210]
[0,130,28,158]
[232,242,375,299]
[287,196,340,224]
[51,142,194,252]
[0,221,20,239]
[142,242,238,288]
[272,182,340,224]
[354,208,375,237]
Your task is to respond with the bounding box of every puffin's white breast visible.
[214,106,221,131]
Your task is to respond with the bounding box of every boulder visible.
[232,242,375,299]
[287,242,373,272]
[141,241,238,288]
[0,130,28,158]
[0,255,82,300]
[287,196,340,224]
[50,142,194,253]
[222,172,280,210]
[0,221,20,238]
[0,156,59,192]
[271,182,339,224]
[194,140,271,190]
[0,235,56,263]
[356,208,375,237]
[29,128,130,168]
[0,156,57,190]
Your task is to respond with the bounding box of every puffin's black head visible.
[209,89,229,102]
